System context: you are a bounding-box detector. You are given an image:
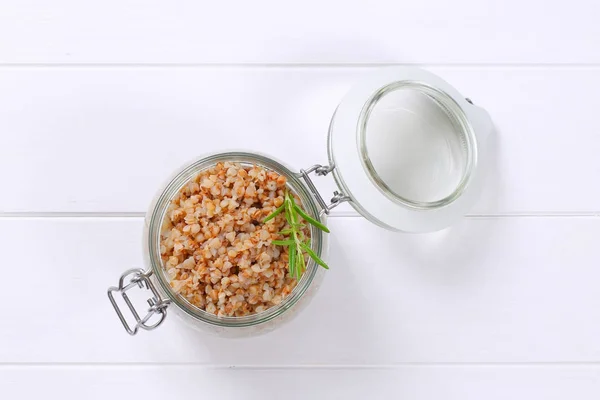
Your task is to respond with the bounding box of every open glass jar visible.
[108,67,493,337]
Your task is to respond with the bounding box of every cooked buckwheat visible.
[160,162,309,317]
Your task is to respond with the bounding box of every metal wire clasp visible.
[107,268,171,335]
[298,164,350,214]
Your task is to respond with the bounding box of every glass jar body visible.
[142,152,328,337]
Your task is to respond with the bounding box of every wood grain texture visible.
[1,67,600,214]
[1,217,599,364]
[0,1,598,64]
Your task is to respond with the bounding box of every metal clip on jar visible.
[108,67,493,337]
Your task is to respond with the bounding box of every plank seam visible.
[3,63,600,69]
[2,362,600,369]
[1,212,600,219]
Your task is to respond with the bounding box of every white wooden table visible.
[2,1,600,398]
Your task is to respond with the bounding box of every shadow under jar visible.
[107,67,493,338]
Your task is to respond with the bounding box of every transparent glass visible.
[358,82,476,210]
[143,152,326,337]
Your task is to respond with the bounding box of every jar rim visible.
[326,66,490,233]
[145,151,324,327]
[357,81,477,210]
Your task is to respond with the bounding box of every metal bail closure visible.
[107,268,171,335]
[298,164,350,214]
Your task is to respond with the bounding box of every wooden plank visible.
[1,366,599,400]
[0,1,598,64]
[1,216,599,363]
[1,67,599,214]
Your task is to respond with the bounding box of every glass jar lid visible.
[328,67,493,232]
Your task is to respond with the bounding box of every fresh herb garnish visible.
[264,190,330,279]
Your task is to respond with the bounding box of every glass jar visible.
[108,67,493,337]
[109,152,329,338]
[327,67,492,232]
